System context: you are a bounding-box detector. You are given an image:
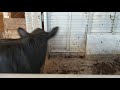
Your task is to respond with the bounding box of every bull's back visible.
[0,44,32,73]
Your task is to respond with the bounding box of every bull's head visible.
[17,27,59,39]
[16,27,59,73]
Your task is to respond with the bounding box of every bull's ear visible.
[47,27,59,39]
[18,27,29,37]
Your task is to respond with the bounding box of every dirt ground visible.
[43,55,120,75]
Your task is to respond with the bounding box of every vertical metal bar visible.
[112,12,119,34]
[66,12,72,51]
[43,12,48,32]
[85,12,91,56]
[44,12,51,55]
[87,12,94,34]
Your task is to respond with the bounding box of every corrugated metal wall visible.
[47,12,69,52]
[70,12,89,53]
[25,12,120,55]
[45,12,89,56]
[87,12,120,54]
[90,12,115,33]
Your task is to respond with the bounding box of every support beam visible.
[43,12,48,32]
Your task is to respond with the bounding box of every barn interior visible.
[0,12,25,39]
[1,12,120,77]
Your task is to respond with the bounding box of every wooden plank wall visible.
[3,18,26,39]
[10,12,25,18]
[0,13,4,38]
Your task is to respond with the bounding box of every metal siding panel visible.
[87,33,120,54]
[115,12,120,32]
[70,12,89,52]
[47,12,89,53]
[87,34,120,54]
[91,12,115,33]
[47,12,69,52]
[46,12,120,55]
[48,12,68,16]
[93,12,115,15]
[86,12,120,55]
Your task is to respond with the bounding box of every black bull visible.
[0,27,59,73]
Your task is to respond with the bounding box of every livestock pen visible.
[1,12,120,77]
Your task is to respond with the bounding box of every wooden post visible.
[3,12,10,18]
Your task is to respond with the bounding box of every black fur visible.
[0,27,59,73]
